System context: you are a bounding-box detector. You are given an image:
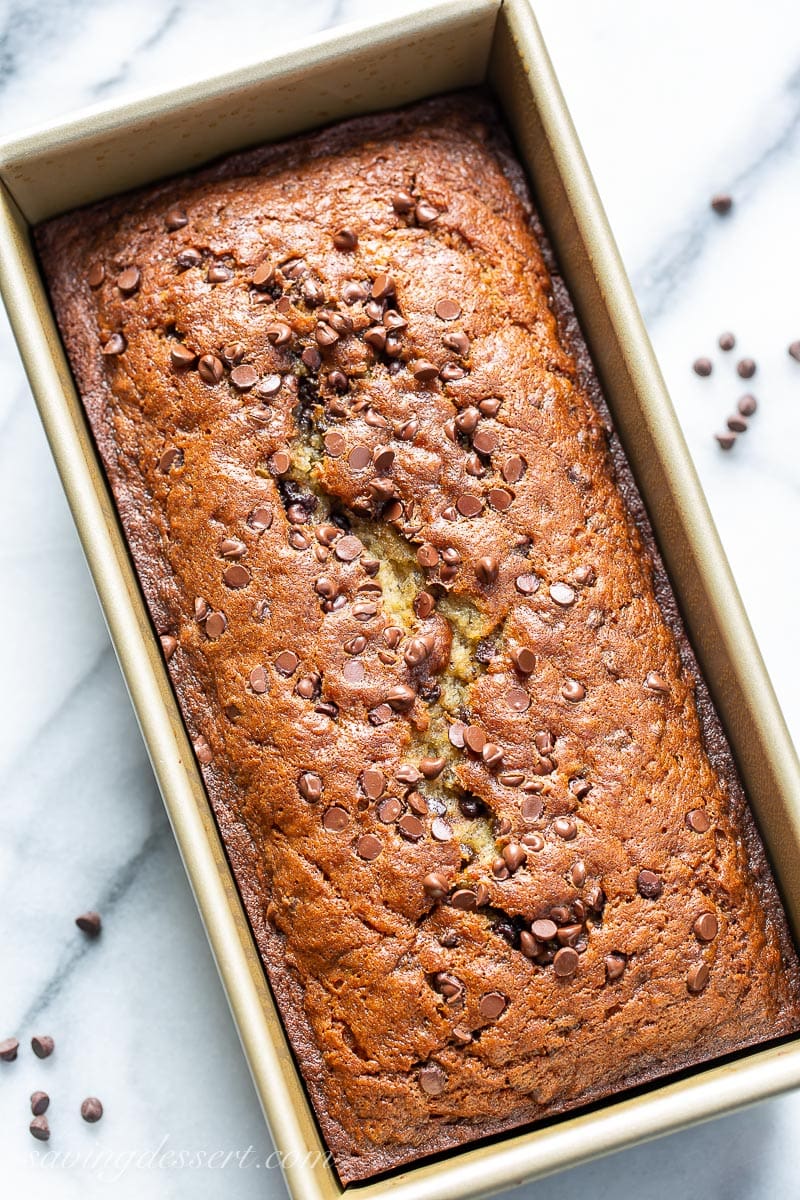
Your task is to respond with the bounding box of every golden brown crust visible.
[36,91,800,1183]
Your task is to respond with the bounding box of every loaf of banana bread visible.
[36,92,800,1183]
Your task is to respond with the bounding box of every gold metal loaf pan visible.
[1,2,799,1198]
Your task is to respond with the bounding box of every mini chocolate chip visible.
[727,414,748,433]
[715,431,737,450]
[31,1036,54,1059]
[512,647,536,675]
[267,322,292,346]
[443,330,470,356]
[198,354,224,384]
[550,581,576,607]
[348,444,372,471]
[269,450,291,475]
[789,341,800,362]
[686,807,711,833]
[692,357,713,377]
[30,1116,50,1141]
[117,266,140,295]
[415,200,440,226]
[392,191,415,214]
[463,726,487,754]
[165,207,188,230]
[170,343,197,369]
[223,564,250,589]
[322,806,349,832]
[435,298,461,320]
[204,611,227,639]
[420,757,446,780]
[506,686,530,712]
[87,263,105,288]
[275,650,299,676]
[694,912,718,942]
[207,264,233,283]
[31,1091,50,1116]
[502,842,527,872]
[553,816,577,840]
[456,494,483,518]
[194,736,213,764]
[333,229,358,251]
[230,364,258,391]
[710,194,733,215]
[248,505,273,531]
[605,953,626,982]
[81,1097,104,1123]
[687,963,710,993]
[450,888,477,911]
[423,872,450,898]
[431,818,452,842]
[561,679,586,702]
[737,358,756,379]
[398,814,425,841]
[251,262,274,289]
[419,1064,446,1095]
[75,910,102,937]
[335,535,363,562]
[637,869,663,899]
[386,684,416,712]
[479,992,507,1019]
[476,556,499,585]
[176,248,202,270]
[718,332,736,351]
[0,1037,19,1061]
[298,771,323,802]
[362,767,386,800]
[515,573,539,595]
[553,947,580,977]
[371,273,394,300]
[249,666,268,694]
[521,796,543,821]
[737,394,757,417]
[644,671,669,694]
[158,446,183,473]
[101,333,126,356]
[412,359,439,383]
[357,833,383,860]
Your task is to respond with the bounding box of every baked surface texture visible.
[36,92,800,1183]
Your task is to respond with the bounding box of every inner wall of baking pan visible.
[486,10,800,940]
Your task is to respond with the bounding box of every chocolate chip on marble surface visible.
[561,679,586,702]
[31,1091,50,1116]
[356,834,383,861]
[0,1037,19,1061]
[692,357,712,377]
[117,266,140,295]
[710,193,733,215]
[727,414,748,433]
[737,357,756,379]
[693,913,719,942]
[718,331,735,351]
[31,1036,54,1060]
[101,333,126,356]
[81,1097,104,1123]
[87,262,105,288]
[637,869,663,899]
[789,341,800,362]
[687,963,710,993]
[29,1116,50,1141]
[75,911,102,937]
[165,207,188,230]
[715,431,737,450]
[737,394,757,417]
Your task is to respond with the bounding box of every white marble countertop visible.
[2,1,799,1196]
